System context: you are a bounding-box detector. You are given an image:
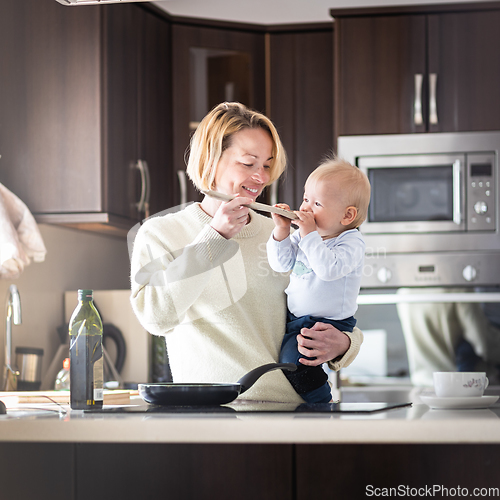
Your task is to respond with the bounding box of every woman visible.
[130,102,363,403]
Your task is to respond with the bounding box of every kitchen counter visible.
[2,386,500,500]
[1,387,500,445]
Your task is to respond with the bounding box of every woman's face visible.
[214,127,273,201]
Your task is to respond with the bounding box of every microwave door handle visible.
[414,74,423,126]
[453,159,461,225]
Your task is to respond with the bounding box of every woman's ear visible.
[341,206,357,226]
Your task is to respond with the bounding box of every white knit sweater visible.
[130,203,362,403]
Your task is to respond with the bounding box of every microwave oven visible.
[338,131,500,288]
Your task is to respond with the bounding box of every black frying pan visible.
[138,362,297,406]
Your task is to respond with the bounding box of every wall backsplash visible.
[0,224,131,382]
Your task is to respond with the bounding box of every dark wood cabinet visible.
[171,22,266,205]
[76,443,293,500]
[333,4,500,141]
[295,444,500,499]
[0,0,102,217]
[136,7,173,218]
[102,3,140,224]
[0,0,172,236]
[334,14,426,137]
[427,9,500,134]
[2,441,499,500]
[269,27,334,209]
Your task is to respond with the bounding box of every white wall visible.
[0,223,131,381]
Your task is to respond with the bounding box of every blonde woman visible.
[130,102,363,404]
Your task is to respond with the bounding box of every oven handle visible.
[453,159,461,225]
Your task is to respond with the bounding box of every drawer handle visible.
[429,73,438,125]
[414,73,423,126]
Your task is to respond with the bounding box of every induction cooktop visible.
[88,401,412,414]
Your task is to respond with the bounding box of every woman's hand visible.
[297,322,351,366]
[210,196,252,239]
[271,203,292,241]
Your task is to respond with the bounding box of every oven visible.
[338,131,500,288]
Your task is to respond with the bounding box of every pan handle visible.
[237,363,297,394]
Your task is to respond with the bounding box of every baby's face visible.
[299,178,351,238]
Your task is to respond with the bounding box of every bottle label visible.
[94,356,104,402]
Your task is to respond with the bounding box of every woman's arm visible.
[130,219,239,335]
[295,323,363,371]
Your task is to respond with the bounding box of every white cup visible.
[433,372,489,398]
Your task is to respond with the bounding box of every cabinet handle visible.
[413,74,423,126]
[429,73,438,125]
[177,169,188,206]
[452,159,461,225]
[135,159,150,218]
[269,180,278,206]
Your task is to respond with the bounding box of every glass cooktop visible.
[88,401,412,414]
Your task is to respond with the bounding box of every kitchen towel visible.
[0,183,47,279]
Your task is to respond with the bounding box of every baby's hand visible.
[293,210,317,237]
[271,203,292,241]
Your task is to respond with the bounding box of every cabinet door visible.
[171,24,265,206]
[102,4,140,222]
[428,9,500,133]
[270,29,333,209]
[334,14,427,138]
[0,0,101,213]
[138,9,173,217]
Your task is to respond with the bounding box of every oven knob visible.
[377,267,392,284]
[474,201,488,215]
[462,265,477,282]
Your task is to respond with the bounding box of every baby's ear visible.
[342,206,357,226]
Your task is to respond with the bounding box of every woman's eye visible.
[264,164,271,169]
[243,163,253,167]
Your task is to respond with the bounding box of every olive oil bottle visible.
[69,290,104,410]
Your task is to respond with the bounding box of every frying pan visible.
[138,362,297,406]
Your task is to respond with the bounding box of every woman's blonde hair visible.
[186,102,287,191]
[308,155,371,229]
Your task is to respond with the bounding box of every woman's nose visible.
[252,166,270,184]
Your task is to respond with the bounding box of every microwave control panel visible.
[466,153,496,231]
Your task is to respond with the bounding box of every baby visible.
[266,156,371,403]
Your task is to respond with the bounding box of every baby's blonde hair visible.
[186,102,287,191]
[308,155,371,229]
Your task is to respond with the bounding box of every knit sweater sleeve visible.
[130,214,238,336]
[327,326,364,371]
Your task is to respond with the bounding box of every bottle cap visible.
[78,289,93,301]
[63,358,70,370]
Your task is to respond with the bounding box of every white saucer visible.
[420,394,499,410]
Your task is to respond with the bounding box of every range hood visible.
[56,0,152,5]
